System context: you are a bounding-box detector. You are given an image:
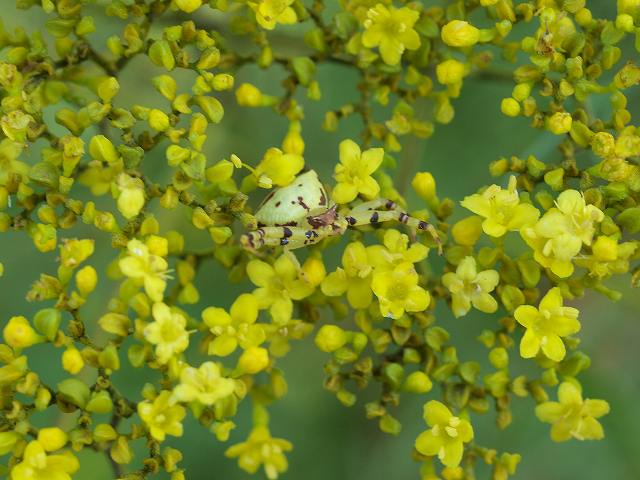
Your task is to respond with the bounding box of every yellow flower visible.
[225,426,293,479]
[10,441,79,480]
[535,382,609,442]
[371,262,430,319]
[367,229,429,271]
[138,390,186,442]
[254,147,304,187]
[202,293,266,356]
[521,190,604,277]
[514,287,580,362]
[362,4,421,65]
[441,20,480,47]
[144,302,189,364]
[415,401,474,468]
[3,316,42,349]
[442,257,499,318]
[332,139,384,204]
[119,239,169,302]
[461,176,540,237]
[321,241,374,309]
[575,235,637,278]
[250,0,297,30]
[247,255,314,325]
[172,362,236,405]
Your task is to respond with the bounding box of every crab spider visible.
[240,170,442,257]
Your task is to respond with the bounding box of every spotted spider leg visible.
[344,199,442,254]
[240,225,338,251]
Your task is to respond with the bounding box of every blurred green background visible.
[1,2,639,479]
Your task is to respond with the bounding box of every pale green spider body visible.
[241,169,441,253]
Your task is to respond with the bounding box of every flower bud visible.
[403,371,433,393]
[411,171,437,201]
[546,112,573,134]
[237,346,269,374]
[4,316,41,349]
[315,325,348,352]
[441,20,480,47]
[38,427,68,451]
[501,97,521,117]
[236,83,263,107]
[62,348,84,375]
[436,59,466,85]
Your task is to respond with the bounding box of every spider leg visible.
[350,198,400,212]
[344,209,443,254]
[241,226,330,251]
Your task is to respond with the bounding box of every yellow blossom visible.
[144,302,189,364]
[461,176,540,237]
[367,229,428,271]
[442,257,499,318]
[247,255,314,324]
[10,441,79,480]
[225,426,292,479]
[332,139,383,204]
[521,190,604,277]
[3,316,41,349]
[254,147,304,187]
[138,390,186,442]
[371,262,430,319]
[173,362,236,405]
[362,4,421,65]
[415,401,474,468]
[119,239,169,302]
[547,112,573,135]
[535,382,609,442]
[441,20,480,47]
[514,288,580,362]
[321,241,374,309]
[202,293,265,356]
[576,235,637,278]
[250,0,297,30]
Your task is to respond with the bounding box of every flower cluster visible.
[0,0,634,479]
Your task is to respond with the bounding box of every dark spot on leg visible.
[291,201,295,204]
[399,213,409,224]
[370,212,379,223]
[418,221,427,230]
[257,229,265,237]
[282,227,292,238]
[346,216,356,225]
[275,201,281,207]
[385,200,396,210]
[280,238,289,246]
[298,183,302,187]
[305,230,313,239]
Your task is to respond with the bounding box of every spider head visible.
[307,204,338,229]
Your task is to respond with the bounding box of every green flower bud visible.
[86,391,114,414]
[57,378,91,408]
[403,371,433,393]
[315,325,348,352]
[148,40,175,70]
